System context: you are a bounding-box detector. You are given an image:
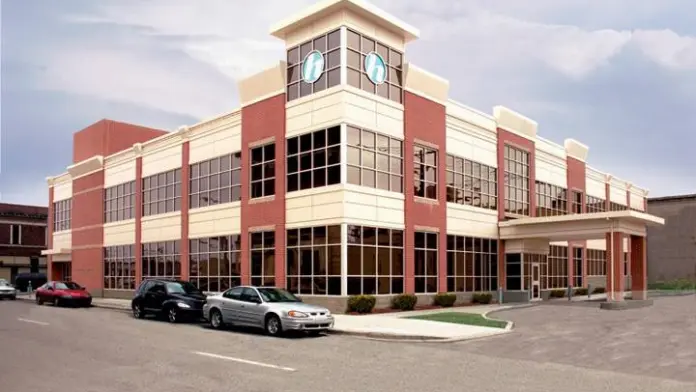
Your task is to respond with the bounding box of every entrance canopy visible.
[499,211,665,242]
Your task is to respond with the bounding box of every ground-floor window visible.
[57,262,72,283]
[573,248,583,287]
[546,245,568,289]
[505,253,522,290]
[189,235,241,292]
[286,225,342,295]
[250,231,275,287]
[142,241,181,280]
[103,245,136,290]
[446,235,498,292]
[586,249,606,276]
[347,225,404,295]
[414,231,438,293]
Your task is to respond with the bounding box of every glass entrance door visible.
[531,263,541,300]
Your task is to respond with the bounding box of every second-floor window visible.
[446,155,497,210]
[586,195,605,213]
[190,153,242,209]
[535,181,567,217]
[143,169,182,216]
[347,126,403,193]
[53,199,72,232]
[571,191,583,214]
[413,144,438,200]
[504,145,530,216]
[10,225,21,245]
[250,143,276,199]
[287,127,340,192]
[104,181,135,223]
[286,29,341,102]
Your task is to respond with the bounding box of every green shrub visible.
[549,289,566,298]
[648,279,696,291]
[433,292,457,307]
[472,292,493,304]
[592,287,606,294]
[391,293,418,310]
[574,288,588,296]
[347,295,376,314]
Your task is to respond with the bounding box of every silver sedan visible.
[203,286,334,337]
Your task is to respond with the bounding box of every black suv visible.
[131,279,207,323]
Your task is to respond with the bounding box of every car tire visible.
[36,296,43,305]
[10,296,16,301]
[265,314,283,337]
[209,309,224,330]
[53,297,60,307]
[167,306,179,323]
[133,303,145,319]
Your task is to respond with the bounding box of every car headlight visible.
[325,310,331,316]
[176,302,191,309]
[287,310,309,318]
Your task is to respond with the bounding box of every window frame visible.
[446,235,498,292]
[445,154,497,210]
[414,231,438,294]
[53,199,72,232]
[104,181,136,223]
[346,225,404,296]
[189,153,242,209]
[249,143,276,199]
[103,245,136,290]
[286,29,341,102]
[286,225,343,296]
[142,169,182,217]
[250,231,276,287]
[346,125,404,193]
[286,127,341,193]
[504,145,530,216]
[141,241,182,280]
[189,235,242,293]
[413,144,438,200]
[9,224,21,245]
[535,180,568,217]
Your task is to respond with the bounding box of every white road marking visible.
[17,318,49,326]
[192,351,296,372]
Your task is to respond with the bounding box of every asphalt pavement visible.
[1,300,694,392]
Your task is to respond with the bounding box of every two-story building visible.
[42,0,664,310]
[0,203,48,282]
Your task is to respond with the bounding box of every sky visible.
[1,0,695,206]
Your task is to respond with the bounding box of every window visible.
[346,29,403,103]
[347,126,403,192]
[546,245,568,289]
[504,145,530,216]
[189,235,241,293]
[58,263,72,282]
[287,127,341,192]
[241,287,262,303]
[573,248,583,288]
[586,195,605,213]
[142,169,181,216]
[287,225,342,295]
[535,181,568,217]
[446,155,497,210]
[571,191,583,214]
[586,249,606,276]
[142,241,181,280]
[190,153,242,209]
[103,245,136,290]
[414,231,438,293]
[413,144,438,199]
[250,143,275,199]
[286,29,341,102]
[223,286,243,300]
[347,225,404,295]
[446,235,498,292]
[250,231,275,286]
[53,199,72,232]
[609,201,627,211]
[523,254,545,291]
[505,253,522,290]
[104,181,135,223]
[10,225,20,245]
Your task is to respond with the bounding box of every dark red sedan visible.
[35,281,92,307]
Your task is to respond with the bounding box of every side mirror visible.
[253,297,262,304]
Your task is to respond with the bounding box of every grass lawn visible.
[648,279,696,291]
[406,312,508,329]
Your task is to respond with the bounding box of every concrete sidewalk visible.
[16,293,517,342]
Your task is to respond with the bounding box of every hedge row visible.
[346,292,493,313]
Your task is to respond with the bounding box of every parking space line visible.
[17,318,49,326]
[192,351,296,372]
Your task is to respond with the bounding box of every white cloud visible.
[633,30,696,70]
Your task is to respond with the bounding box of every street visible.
[1,299,694,392]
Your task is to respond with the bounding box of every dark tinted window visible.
[223,286,243,300]
[240,287,261,303]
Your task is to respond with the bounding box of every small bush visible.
[347,295,376,314]
[391,293,418,311]
[592,287,606,294]
[472,292,493,304]
[549,289,566,298]
[433,292,457,307]
[574,288,589,296]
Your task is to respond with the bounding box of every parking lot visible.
[1,297,694,392]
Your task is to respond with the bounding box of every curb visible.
[17,295,131,312]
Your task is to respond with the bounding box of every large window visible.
[609,201,627,211]
[189,235,241,292]
[446,235,498,292]
[190,153,242,209]
[586,249,606,276]
[287,226,342,295]
[571,191,583,214]
[446,155,497,210]
[53,199,71,232]
[286,29,341,102]
[287,127,341,192]
[250,231,275,286]
[535,181,568,217]
[103,245,136,290]
[346,29,403,103]
[347,225,404,295]
[504,145,530,216]
[413,144,438,200]
[505,253,523,290]
[546,245,568,289]
[250,143,275,199]
[143,169,182,216]
[142,241,181,280]
[104,181,135,223]
[573,248,583,288]
[586,195,606,213]
[414,231,438,293]
[347,126,403,193]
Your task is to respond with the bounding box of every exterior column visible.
[180,140,190,280]
[630,235,647,300]
[47,185,55,281]
[567,243,575,288]
[134,154,143,286]
[605,231,624,301]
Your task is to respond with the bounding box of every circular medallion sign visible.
[302,50,325,84]
[364,51,387,85]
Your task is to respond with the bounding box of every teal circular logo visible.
[302,50,325,84]
[364,52,387,85]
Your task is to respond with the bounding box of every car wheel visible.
[167,307,178,323]
[53,297,60,307]
[132,303,145,319]
[36,296,43,305]
[10,296,16,301]
[265,314,283,337]
[209,309,224,330]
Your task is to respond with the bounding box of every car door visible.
[240,288,265,327]
[43,282,56,302]
[219,287,244,324]
[145,283,167,311]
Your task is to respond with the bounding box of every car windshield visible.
[165,281,201,295]
[0,280,10,287]
[55,282,81,290]
[257,288,301,303]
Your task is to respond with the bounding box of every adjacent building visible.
[646,195,696,283]
[0,203,48,282]
[42,0,664,310]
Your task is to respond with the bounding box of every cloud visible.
[632,29,696,69]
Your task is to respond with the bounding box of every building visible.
[42,0,664,310]
[646,195,696,283]
[0,203,48,282]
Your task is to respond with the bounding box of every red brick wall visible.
[180,142,191,280]
[0,224,9,244]
[21,225,46,247]
[71,171,105,291]
[403,92,448,293]
[566,156,587,287]
[73,120,168,163]
[240,94,286,287]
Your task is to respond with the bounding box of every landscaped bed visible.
[406,312,508,329]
